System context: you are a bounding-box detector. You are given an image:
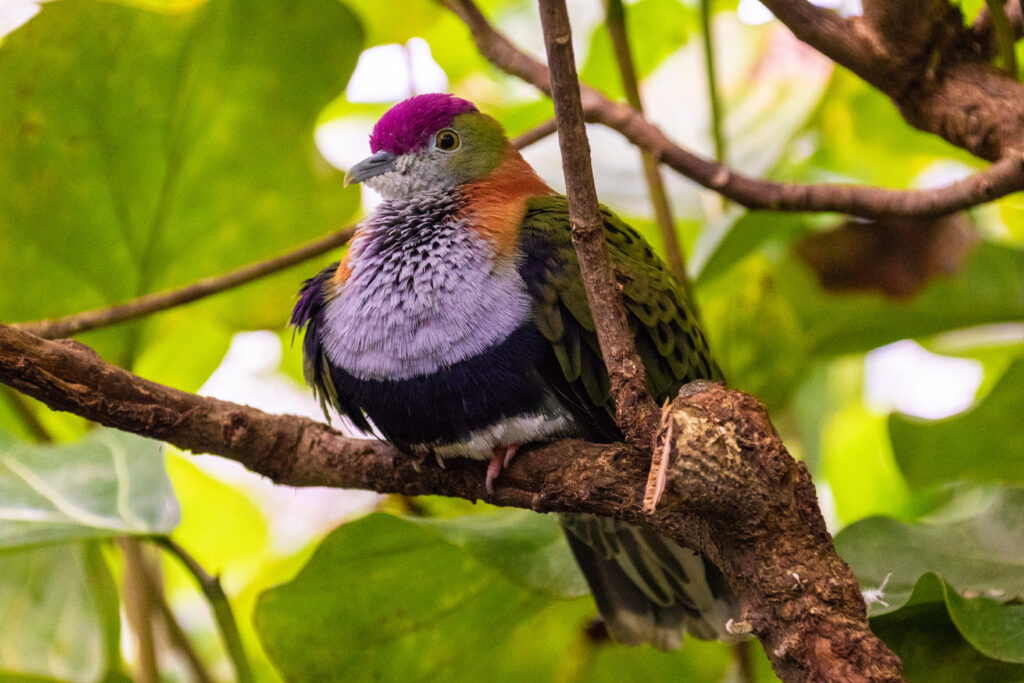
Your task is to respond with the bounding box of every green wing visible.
[518,195,721,437]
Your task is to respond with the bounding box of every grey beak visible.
[344,151,396,187]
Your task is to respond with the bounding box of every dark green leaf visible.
[409,509,588,598]
[891,358,1024,487]
[836,489,1024,662]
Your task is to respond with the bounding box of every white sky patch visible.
[345,38,447,103]
[198,331,379,552]
[0,1,39,39]
[864,340,984,419]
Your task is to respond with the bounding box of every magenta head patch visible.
[369,93,478,155]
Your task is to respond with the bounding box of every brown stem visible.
[0,324,903,681]
[442,0,1024,217]
[510,118,559,149]
[14,225,356,339]
[137,546,214,683]
[604,0,689,283]
[153,538,254,683]
[120,539,160,683]
[538,0,660,444]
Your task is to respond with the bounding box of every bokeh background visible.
[1,0,1022,681]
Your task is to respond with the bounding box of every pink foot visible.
[485,444,518,495]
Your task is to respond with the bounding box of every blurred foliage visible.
[1,0,1023,681]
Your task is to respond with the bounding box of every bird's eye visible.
[434,129,460,151]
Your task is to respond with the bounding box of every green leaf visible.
[0,429,179,549]
[254,512,736,682]
[164,449,269,577]
[0,541,120,682]
[695,211,813,285]
[836,488,1024,662]
[890,357,1024,488]
[409,509,589,598]
[0,0,362,369]
[871,598,1024,682]
[255,512,589,682]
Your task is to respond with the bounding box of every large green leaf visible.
[254,512,737,682]
[871,598,1024,682]
[0,430,178,549]
[0,0,362,374]
[0,541,122,682]
[836,488,1024,663]
[890,357,1024,488]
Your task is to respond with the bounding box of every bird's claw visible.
[485,444,518,495]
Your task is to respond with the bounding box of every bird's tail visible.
[560,513,744,650]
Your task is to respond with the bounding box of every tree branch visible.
[0,323,902,680]
[441,0,1024,219]
[13,226,357,340]
[762,0,1024,160]
[510,117,560,148]
[539,0,660,444]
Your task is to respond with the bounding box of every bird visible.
[291,93,742,649]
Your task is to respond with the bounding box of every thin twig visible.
[1,386,52,443]
[539,0,660,444]
[120,539,160,683]
[442,0,1024,217]
[700,0,726,164]
[986,0,1019,77]
[137,546,214,683]
[154,537,254,683]
[604,0,689,283]
[510,118,559,148]
[14,225,356,339]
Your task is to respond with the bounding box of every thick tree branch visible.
[0,323,902,681]
[539,0,659,444]
[442,0,1024,218]
[761,0,1024,160]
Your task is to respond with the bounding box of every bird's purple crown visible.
[369,94,478,155]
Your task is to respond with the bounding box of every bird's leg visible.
[485,444,519,495]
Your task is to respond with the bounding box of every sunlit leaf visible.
[0,430,178,549]
[0,0,363,371]
[0,541,120,682]
[409,509,588,598]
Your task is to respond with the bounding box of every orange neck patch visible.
[459,148,554,257]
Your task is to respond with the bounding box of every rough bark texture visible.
[538,0,660,444]
[761,0,1024,160]
[0,323,903,681]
